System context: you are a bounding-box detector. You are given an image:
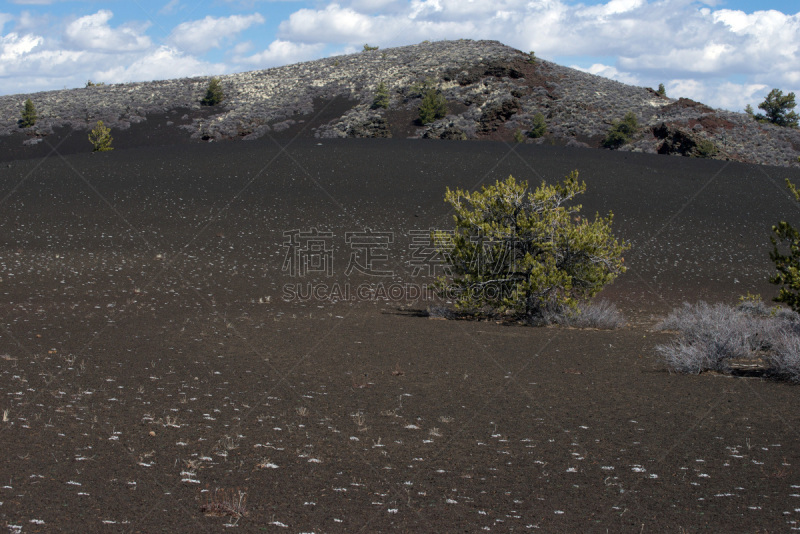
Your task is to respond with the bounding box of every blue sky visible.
[1,0,798,111]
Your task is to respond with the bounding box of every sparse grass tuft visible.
[200,487,248,523]
[426,305,461,320]
[553,299,627,329]
[430,299,625,328]
[526,299,626,328]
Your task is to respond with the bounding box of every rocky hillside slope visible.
[1,39,798,168]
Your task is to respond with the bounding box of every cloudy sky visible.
[0,0,797,111]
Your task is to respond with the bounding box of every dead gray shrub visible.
[656,301,800,381]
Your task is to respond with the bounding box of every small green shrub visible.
[694,138,718,158]
[418,88,448,124]
[745,104,755,116]
[529,113,547,138]
[85,80,105,87]
[602,112,638,149]
[88,120,113,152]
[657,83,667,97]
[770,179,800,312]
[20,99,37,128]
[513,129,525,143]
[528,51,536,64]
[435,173,628,320]
[739,292,763,305]
[363,44,379,52]
[202,77,224,106]
[372,81,390,109]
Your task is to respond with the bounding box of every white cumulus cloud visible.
[574,63,640,86]
[280,4,376,43]
[168,13,265,54]
[96,45,226,83]
[0,32,42,63]
[236,39,324,67]
[64,10,151,52]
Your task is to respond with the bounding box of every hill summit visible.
[1,39,798,167]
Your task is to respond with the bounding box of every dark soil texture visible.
[1,131,800,533]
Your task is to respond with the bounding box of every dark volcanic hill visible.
[1,39,799,167]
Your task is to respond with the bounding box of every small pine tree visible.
[88,120,113,152]
[202,77,224,106]
[745,104,755,116]
[657,83,667,97]
[372,82,390,109]
[756,88,799,128]
[20,99,37,128]
[770,179,800,311]
[602,112,638,149]
[434,173,628,319]
[418,88,448,124]
[529,113,547,138]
